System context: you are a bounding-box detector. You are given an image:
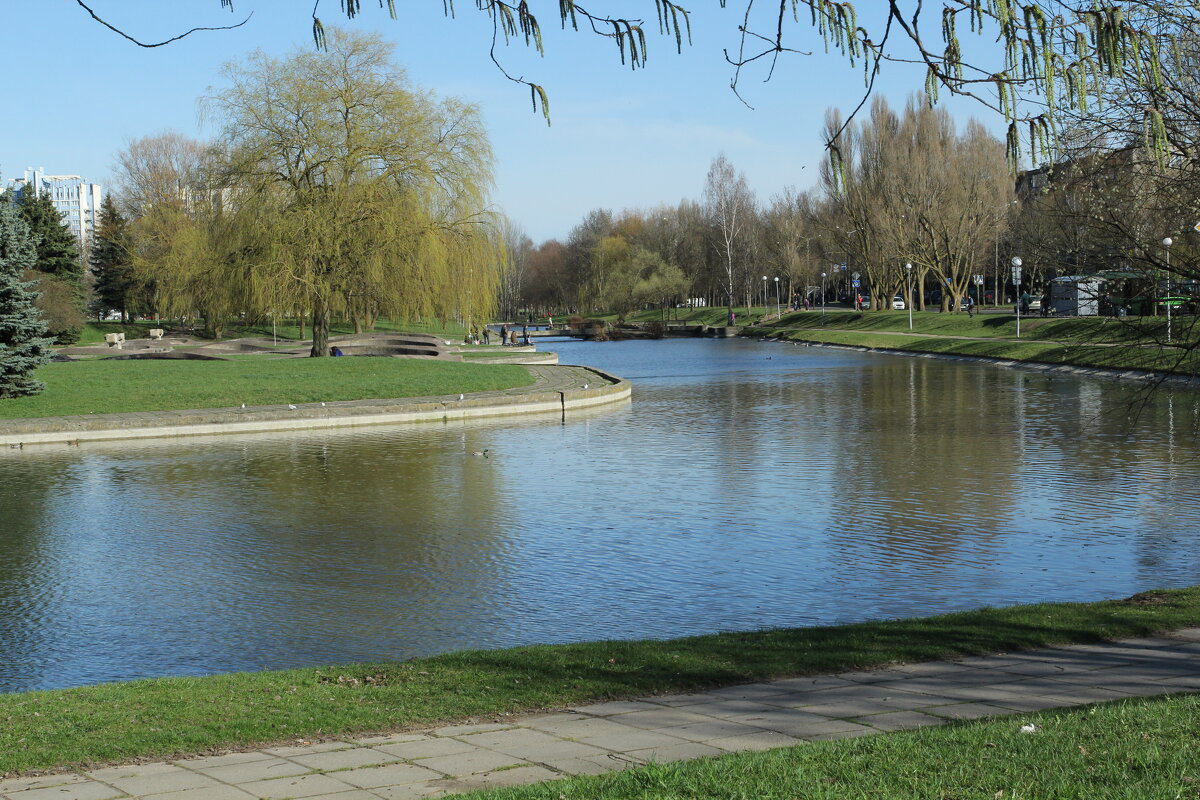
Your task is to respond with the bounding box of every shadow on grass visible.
[421,593,1199,700]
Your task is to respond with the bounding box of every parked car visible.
[892,296,906,310]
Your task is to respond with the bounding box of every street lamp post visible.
[774,276,781,318]
[820,271,827,324]
[1164,237,1173,344]
[1011,257,1023,338]
[905,262,913,330]
[761,275,768,313]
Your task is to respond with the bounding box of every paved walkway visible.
[5,630,1200,800]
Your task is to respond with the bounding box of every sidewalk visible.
[5,630,1200,800]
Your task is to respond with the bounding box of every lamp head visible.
[1164,237,1173,247]
[1011,257,1022,268]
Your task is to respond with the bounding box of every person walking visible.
[965,295,976,317]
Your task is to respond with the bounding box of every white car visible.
[892,296,906,310]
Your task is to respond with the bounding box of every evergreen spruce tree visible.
[0,203,54,398]
[17,189,82,282]
[90,195,136,322]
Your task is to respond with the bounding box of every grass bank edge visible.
[5,587,1200,776]
[746,325,1200,376]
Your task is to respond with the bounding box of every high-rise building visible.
[6,167,103,251]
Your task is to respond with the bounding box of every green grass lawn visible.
[464,693,1200,799]
[744,311,1200,375]
[0,358,535,419]
[763,308,1196,344]
[3,588,1200,775]
[783,330,1200,374]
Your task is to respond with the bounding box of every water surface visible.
[2,338,1198,693]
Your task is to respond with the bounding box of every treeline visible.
[93,29,504,356]
[504,97,1015,320]
[508,86,1199,321]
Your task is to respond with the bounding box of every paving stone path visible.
[6,630,1200,800]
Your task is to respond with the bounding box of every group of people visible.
[464,323,530,346]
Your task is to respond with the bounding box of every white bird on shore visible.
[240,403,246,409]
[582,383,589,389]
[288,404,298,410]
[458,393,465,401]
[321,402,326,407]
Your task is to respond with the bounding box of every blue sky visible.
[3,2,1007,243]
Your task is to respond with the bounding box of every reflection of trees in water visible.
[824,359,1023,568]
[0,427,515,690]
[141,428,512,605]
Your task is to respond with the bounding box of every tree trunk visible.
[353,317,363,334]
[203,311,221,340]
[298,312,306,341]
[310,305,330,357]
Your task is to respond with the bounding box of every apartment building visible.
[6,166,103,250]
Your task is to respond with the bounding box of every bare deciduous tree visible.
[704,154,755,325]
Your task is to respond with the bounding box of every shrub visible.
[25,271,85,345]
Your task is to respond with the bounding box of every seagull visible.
[240,403,246,409]
[582,383,589,389]
[320,402,326,407]
[458,393,465,401]
[287,404,298,410]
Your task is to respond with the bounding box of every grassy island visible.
[0,358,535,420]
[3,587,1200,776]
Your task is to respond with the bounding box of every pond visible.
[2,338,1199,694]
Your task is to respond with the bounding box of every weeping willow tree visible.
[129,202,249,339]
[113,132,247,337]
[207,27,500,356]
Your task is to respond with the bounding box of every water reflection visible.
[2,338,1199,693]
